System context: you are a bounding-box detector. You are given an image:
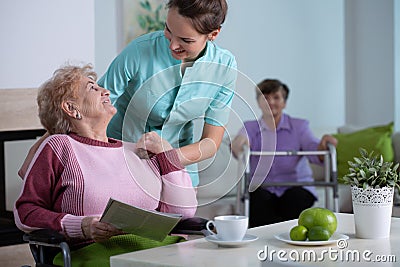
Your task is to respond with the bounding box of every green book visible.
[100,198,182,241]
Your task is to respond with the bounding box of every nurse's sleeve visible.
[97,42,140,104]
[205,59,238,126]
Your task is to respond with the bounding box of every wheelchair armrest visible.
[171,217,210,236]
[23,228,66,244]
[23,229,72,267]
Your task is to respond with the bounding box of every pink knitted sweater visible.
[14,133,197,243]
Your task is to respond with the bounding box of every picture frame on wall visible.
[120,0,167,47]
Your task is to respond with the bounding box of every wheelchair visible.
[22,217,209,267]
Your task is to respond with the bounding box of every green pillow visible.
[333,122,394,181]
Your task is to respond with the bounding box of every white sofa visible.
[194,127,400,219]
[195,137,240,219]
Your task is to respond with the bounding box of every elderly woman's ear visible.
[62,101,82,120]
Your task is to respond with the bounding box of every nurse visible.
[98,0,237,186]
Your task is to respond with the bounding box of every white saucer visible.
[205,234,259,247]
[274,232,349,246]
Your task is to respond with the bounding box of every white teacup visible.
[206,215,248,241]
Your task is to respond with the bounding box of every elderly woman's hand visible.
[318,134,338,151]
[136,132,173,158]
[317,134,338,162]
[81,216,123,242]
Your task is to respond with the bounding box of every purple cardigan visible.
[237,114,322,198]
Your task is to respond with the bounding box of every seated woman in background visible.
[14,64,197,266]
[231,79,337,227]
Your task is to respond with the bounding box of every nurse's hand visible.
[136,132,173,158]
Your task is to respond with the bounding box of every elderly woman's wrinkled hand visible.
[318,134,338,150]
[81,216,123,242]
[316,135,338,161]
[136,132,173,157]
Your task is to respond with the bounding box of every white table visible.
[110,213,400,267]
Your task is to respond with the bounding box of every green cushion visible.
[333,122,394,181]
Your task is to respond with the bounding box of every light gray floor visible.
[0,243,35,267]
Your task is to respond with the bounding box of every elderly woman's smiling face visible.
[76,76,116,121]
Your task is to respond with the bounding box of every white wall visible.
[345,0,395,127]
[0,0,397,210]
[94,0,121,77]
[0,0,95,89]
[94,0,397,135]
[0,0,95,210]
[218,0,345,137]
[395,0,400,132]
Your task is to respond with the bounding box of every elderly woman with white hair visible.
[14,64,197,266]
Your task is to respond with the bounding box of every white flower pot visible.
[351,186,394,239]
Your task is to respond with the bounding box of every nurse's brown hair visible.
[166,0,228,34]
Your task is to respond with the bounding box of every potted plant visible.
[342,148,399,238]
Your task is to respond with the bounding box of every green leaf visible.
[344,147,399,188]
[140,0,151,11]
[393,163,399,172]
[362,182,369,189]
[138,16,147,29]
[359,148,368,157]
[354,157,362,164]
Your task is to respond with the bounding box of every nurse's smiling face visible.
[164,7,218,62]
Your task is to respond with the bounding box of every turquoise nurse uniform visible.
[98,31,237,186]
